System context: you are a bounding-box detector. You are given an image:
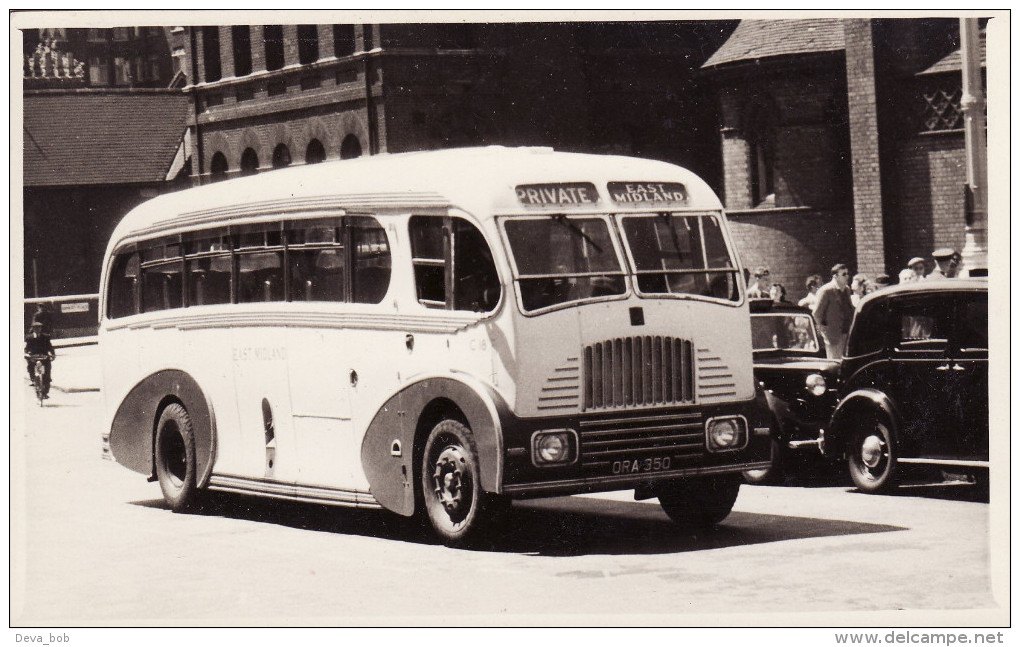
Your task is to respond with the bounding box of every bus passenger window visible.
[139,238,184,313]
[350,217,391,304]
[287,222,345,302]
[186,255,232,306]
[237,252,284,303]
[235,225,284,303]
[107,251,139,318]
[141,262,183,312]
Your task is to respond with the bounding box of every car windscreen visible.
[619,213,739,301]
[751,313,821,352]
[502,215,626,312]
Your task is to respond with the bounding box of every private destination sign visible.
[515,182,600,207]
[608,182,688,205]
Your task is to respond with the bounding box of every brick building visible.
[701,18,986,301]
[173,22,736,187]
[23,89,190,299]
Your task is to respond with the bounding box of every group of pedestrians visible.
[750,246,962,360]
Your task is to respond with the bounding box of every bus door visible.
[231,326,296,482]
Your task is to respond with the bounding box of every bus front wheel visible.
[154,403,199,512]
[657,475,741,529]
[421,419,505,546]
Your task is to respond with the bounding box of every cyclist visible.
[24,322,55,398]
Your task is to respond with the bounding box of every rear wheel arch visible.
[108,370,217,487]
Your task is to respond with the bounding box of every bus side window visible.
[350,216,391,304]
[185,229,231,306]
[235,226,284,303]
[410,215,500,312]
[107,251,139,318]
[287,221,345,302]
[453,219,500,312]
[140,238,183,313]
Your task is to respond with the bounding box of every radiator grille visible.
[583,336,694,410]
[579,410,705,471]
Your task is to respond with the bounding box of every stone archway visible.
[340,134,363,160]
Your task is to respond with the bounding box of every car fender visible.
[826,388,901,459]
[108,369,216,487]
[360,375,507,517]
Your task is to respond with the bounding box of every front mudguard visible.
[360,377,506,517]
[825,389,901,460]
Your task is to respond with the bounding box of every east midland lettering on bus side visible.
[515,183,600,207]
[232,346,288,361]
[607,181,688,205]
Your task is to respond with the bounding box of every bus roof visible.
[105,146,723,251]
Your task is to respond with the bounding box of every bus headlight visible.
[531,430,578,466]
[706,416,748,452]
[805,373,827,397]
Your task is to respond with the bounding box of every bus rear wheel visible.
[155,403,199,512]
[657,475,741,529]
[421,419,505,546]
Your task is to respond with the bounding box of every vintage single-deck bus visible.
[99,147,771,545]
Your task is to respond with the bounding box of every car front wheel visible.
[848,417,897,493]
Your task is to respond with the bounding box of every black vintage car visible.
[744,302,840,484]
[824,279,988,493]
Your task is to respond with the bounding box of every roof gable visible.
[703,19,845,69]
[23,89,189,187]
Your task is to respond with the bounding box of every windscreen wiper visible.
[552,214,603,253]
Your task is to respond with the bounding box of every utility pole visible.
[959,17,988,276]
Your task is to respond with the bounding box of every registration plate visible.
[611,456,672,475]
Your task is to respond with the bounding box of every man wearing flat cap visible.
[927,248,959,280]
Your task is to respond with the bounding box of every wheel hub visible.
[432,446,467,514]
[861,435,885,469]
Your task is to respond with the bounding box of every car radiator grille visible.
[579,410,705,470]
[583,336,695,410]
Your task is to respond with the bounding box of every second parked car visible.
[744,302,840,484]
[824,279,989,493]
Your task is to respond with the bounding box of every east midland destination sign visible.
[607,182,688,206]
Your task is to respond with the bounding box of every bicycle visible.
[26,354,52,406]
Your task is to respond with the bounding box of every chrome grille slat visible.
[583,336,694,411]
[578,410,705,470]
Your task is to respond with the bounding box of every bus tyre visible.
[848,416,897,494]
[421,420,499,546]
[658,475,741,529]
[155,403,199,512]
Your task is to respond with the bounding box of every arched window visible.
[201,27,221,82]
[305,139,326,164]
[298,25,319,65]
[334,25,356,58]
[340,135,362,160]
[272,144,292,169]
[210,152,228,182]
[232,26,252,77]
[240,148,259,176]
[264,25,284,71]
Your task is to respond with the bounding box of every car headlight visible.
[531,430,578,466]
[706,416,748,452]
[805,373,827,397]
